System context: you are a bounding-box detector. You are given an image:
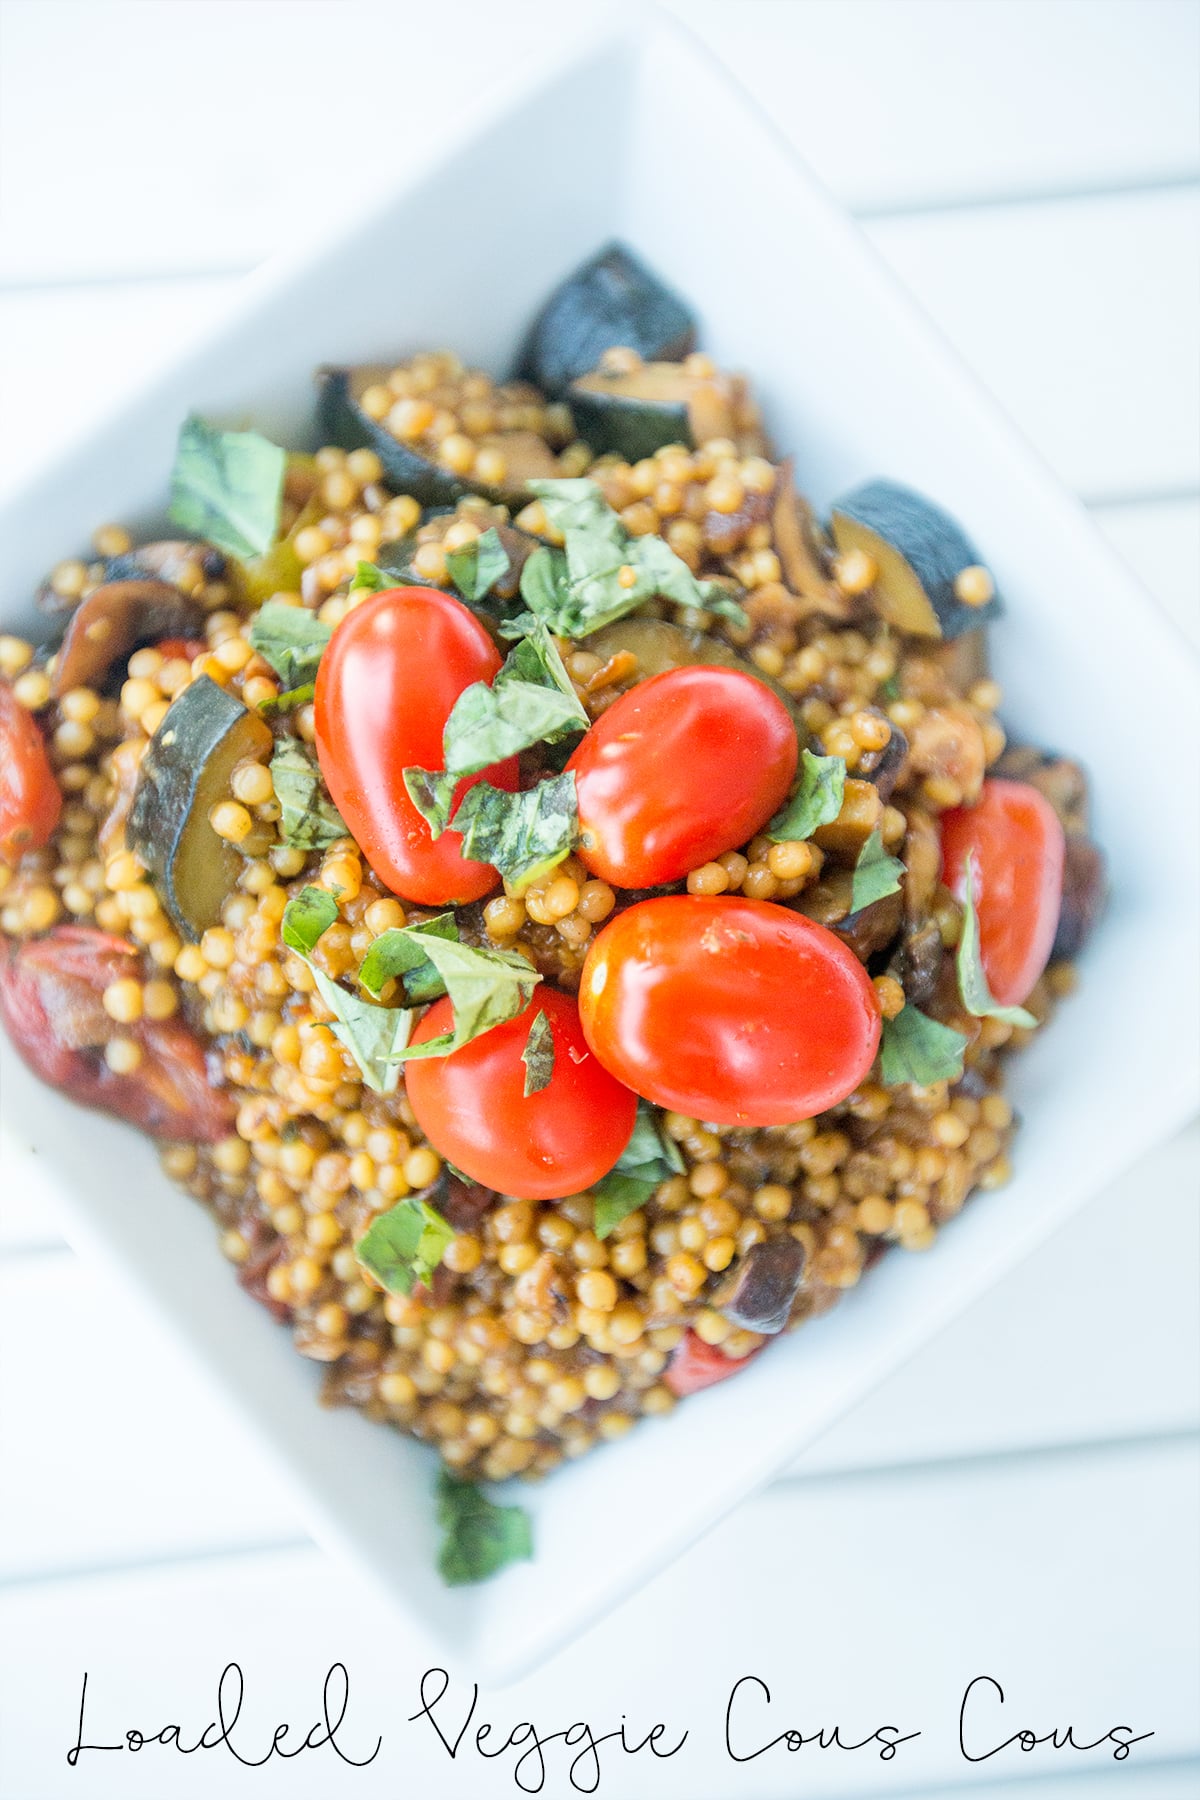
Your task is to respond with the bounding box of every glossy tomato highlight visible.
[579,895,881,1126]
[314,586,517,906]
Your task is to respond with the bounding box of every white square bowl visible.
[2,13,1197,1682]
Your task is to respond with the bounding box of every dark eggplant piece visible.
[316,364,564,508]
[568,360,762,461]
[771,460,849,619]
[128,675,274,940]
[36,540,228,619]
[830,479,1003,640]
[0,926,234,1140]
[1052,836,1107,961]
[50,580,206,698]
[582,616,802,723]
[894,917,944,1008]
[812,777,884,859]
[796,866,903,962]
[516,242,695,397]
[716,1238,807,1335]
[854,708,909,802]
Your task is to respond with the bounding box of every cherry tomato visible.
[940,777,1065,1007]
[314,587,518,906]
[579,896,881,1126]
[0,926,233,1139]
[567,666,797,888]
[404,987,638,1200]
[0,681,62,864]
[664,1330,762,1396]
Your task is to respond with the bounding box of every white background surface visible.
[0,3,1197,1797]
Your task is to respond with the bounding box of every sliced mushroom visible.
[51,580,206,697]
[855,708,909,802]
[37,540,226,619]
[770,459,850,619]
[716,1237,807,1334]
[895,917,944,1007]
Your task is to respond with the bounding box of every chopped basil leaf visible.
[521,478,749,636]
[449,772,577,892]
[880,1005,967,1086]
[280,889,411,1092]
[404,620,587,837]
[358,912,458,1005]
[356,1195,454,1296]
[402,766,460,838]
[168,414,286,561]
[767,750,846,841]
[850,827,905,911]
[247,601,332,690]
[435,1471,533,1587]
[589,1100,684,1238]
[260,681,315,715]
[349,560,390,595]
[270,736,347,851]
[879,674,901,703]
[956,862,1037,1027]
[281,884,339,954]
[390,936,542,1064]
[521,1007,555,1096]
[445,527,510,602]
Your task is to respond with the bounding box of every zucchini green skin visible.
[830,479,1002,640]
[567,383,691,462]
[516,242,695,396]
[129,675,274,940]
[316,367,472,507]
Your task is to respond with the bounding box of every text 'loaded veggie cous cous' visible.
[0,245,1105,1584]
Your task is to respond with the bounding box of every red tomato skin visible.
[404,987,638,1201]
[940,778,1066,1008]
[313,587,518,906]
[567,666,798,888]
[665,1330,762,1396]
[579,896,881,1127]
[0,682,62,863]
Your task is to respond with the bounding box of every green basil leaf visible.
[521,1007,555,1096]
[281,885,339,954]
[247,601,332,690]
[767,750,846,841]
[588,1100,685,1238]
[851,827,905,911]
[521,478,748,636]
[167,414,286,561]
[270,736,347,851]
[435,1471,533,1587]
[281,889,412,1092]
[357,912,458,1005]
[402,766,460,838]
[390,936,542,1064]
[355,1196,454,1296]
[880,1005,967,1087]
[445,527,510,602]
[449,773,577,892]
[348,560,391,595]
[260,681,316,715]
[956,861,1037,1028]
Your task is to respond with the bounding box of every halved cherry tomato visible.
[579,896,881,1126]
[0,926,233,1139]
[664,1329,763,1396]
[314,587,518,906]
[940,777,1065,1008]
[0,681,62,863]
[567,666,797,888]
[404,987,638,1200]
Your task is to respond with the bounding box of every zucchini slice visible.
[129,675,273,940]
[830,479,1002,640]
[568,359,763,462]
[517,243,695,396]
[316,364,568,508]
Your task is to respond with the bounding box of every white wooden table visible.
[0,4,1197,1796]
